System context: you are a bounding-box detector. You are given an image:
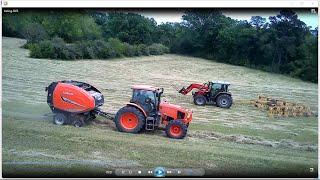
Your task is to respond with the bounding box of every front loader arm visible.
[178,83,207,95]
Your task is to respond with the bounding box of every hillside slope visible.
[2,37,318,177]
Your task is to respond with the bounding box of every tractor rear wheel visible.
[53,113,67,125]
[165,120,188,139]
[216,94,233,108]
[115,106,145,133]
[194,95,206,106]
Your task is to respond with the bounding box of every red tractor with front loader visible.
[45,80,192,139]
[178,81,233,108]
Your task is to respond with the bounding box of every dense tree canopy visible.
[90,11,158,44]
[3,9,318,83]
[164,9,317,83]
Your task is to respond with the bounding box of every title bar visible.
[1,0,319,8]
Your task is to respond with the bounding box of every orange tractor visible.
[46,80,192,139]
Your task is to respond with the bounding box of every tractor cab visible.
[130,85,163,116]
[209,81,230,96]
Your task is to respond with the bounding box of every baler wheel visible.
[73,120,83,127]
[71,114,86,127]
[53,113,67,125]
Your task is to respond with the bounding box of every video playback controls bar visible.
[115,167,205,177]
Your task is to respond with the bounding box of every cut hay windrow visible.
[251,95,315,118]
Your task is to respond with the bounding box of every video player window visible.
[2,8,318,178]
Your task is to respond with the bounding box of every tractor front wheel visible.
[165,120,188,139]
[216,94,233,108]
[115,106,145,133]
[194,95,206,106]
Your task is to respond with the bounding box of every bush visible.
[28,37,170,60]
[22,23,48,43]
[122,43,135,57]
[92,40,109,58]
[29,40,54,58]
[91,39,121,59]
[22,42,35,49]
[63,44,80,60]
[50,37,79,60]
[75,41,96,59]
[138,44,149,56]
[148,43,170,55]
[29,37,80,60]
[133,45,143,56]
[107,38,125,57]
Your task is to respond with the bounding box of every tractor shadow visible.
[91,119,169,138]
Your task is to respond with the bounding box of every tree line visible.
[3,9,318,82]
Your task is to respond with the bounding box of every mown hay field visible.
[2,37,318,177]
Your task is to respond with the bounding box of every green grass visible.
[2,37,318,177]
[191,117,318,144]
[2,116,317,177]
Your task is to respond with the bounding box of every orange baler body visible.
[53,83,95,113]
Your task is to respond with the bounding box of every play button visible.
[154,167,166,177]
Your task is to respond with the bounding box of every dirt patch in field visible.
[188,131,317,151]
[91,119,117,130]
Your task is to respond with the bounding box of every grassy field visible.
[2,37,318,177]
